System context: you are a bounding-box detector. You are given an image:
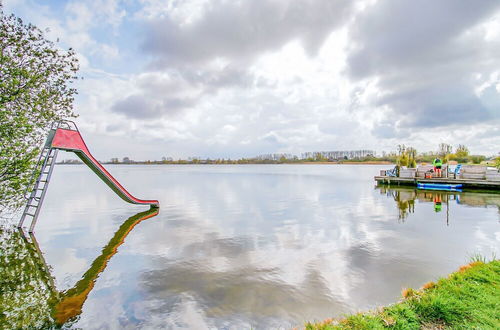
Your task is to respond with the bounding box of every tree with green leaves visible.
[455,144,469,158]
[0,8,79,211]
[396,144,417,168]
[438,143,453,159]
[469,155,486,164]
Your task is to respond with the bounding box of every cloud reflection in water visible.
[5,165,498,328]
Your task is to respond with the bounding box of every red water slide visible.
[49,125,159,208]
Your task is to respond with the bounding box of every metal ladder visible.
[18,146,59,232]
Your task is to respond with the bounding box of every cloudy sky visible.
[4,0,500,160]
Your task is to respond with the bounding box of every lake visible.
[1,164,499,329]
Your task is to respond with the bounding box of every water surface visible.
[1,164,499,328]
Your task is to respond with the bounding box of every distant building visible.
[254,153,297,161]
[301,150,375,160]
[60,159,82,164]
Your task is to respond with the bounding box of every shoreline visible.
[306,259,500,329]
[57,161,394,166]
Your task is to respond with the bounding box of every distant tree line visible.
[94,145,496,166]
[99,150,382,165]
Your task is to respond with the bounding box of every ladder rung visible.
[24,213,35,217]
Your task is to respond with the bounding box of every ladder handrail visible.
[19,148,58,231]
[23,147,49,200]
[29,149,58,232]
[51,120,79,132]
[24,120,78,200]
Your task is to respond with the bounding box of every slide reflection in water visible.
[0,207,159,328]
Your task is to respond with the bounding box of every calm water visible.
[1,164,499,329]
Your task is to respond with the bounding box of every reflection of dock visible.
[13,207,159,327]
[378,186,500,208]
[377,186,500,222]
[375,176,500,190]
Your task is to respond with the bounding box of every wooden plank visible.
[486,174,500,181]
[374,176,500,190]
[462,173,486,180]
[462,165,487,174]
[400,168,416,178]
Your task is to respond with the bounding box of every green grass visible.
[306,260,500,329]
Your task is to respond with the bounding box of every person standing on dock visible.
[433,158,443,177]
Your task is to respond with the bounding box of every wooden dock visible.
[374,176,500,190]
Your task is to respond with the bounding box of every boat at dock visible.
[417,182,462,191]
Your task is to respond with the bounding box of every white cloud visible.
[3,0,500,159]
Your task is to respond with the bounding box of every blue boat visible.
[417,183,463,191]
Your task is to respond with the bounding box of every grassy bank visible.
[306,259,500,329]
